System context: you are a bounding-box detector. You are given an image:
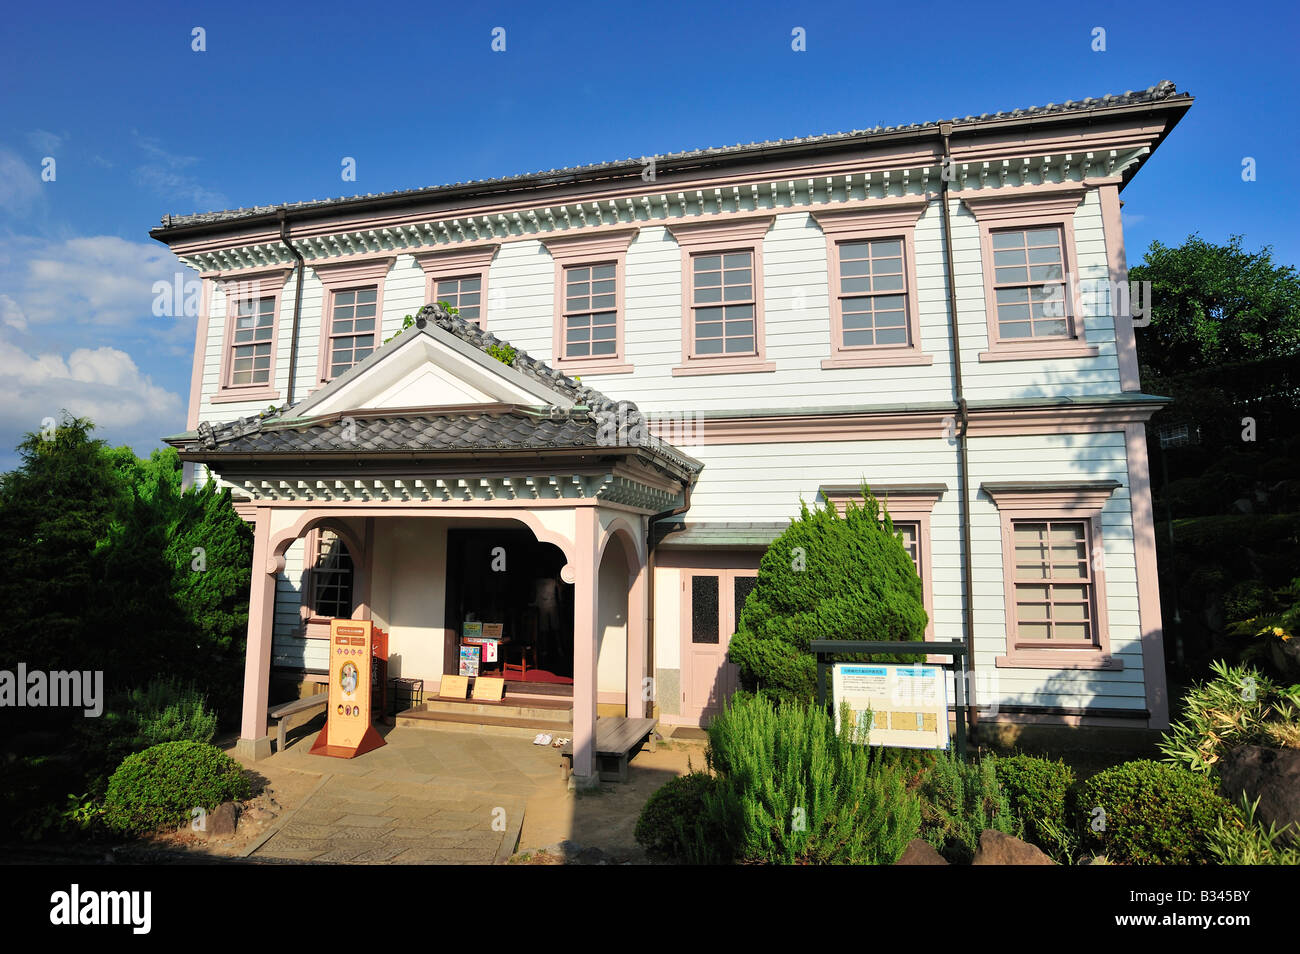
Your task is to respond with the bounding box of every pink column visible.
[626,529,649,719]
[237,508,278,760]
[1125,423,1170,730]
[570,507,600,783]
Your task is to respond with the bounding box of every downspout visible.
[938,123,980,734]
[278,210,305,408]
[644,479,694,720]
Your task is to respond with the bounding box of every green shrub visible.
[919,752,1020,863]
[634,772,718,860]
[696,694,921,864]
[1159,660,1300,774]
[103,741,249,835]
[1207,794,1300,865]
[1078,760,1233,864]
[727,489,928,705]
[993,753,1075,857]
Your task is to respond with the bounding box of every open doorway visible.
[443,527,574,684]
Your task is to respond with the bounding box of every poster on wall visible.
[462,621,483,641]
[831,662,950,750]
[309,619,386,758]
[459,644,481,677]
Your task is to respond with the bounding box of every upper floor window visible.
[415,243,498,330]
[311,256,394,385]
[541,229,638,374]
[562,263,617,359]
[327,286,378,378]
[668,217,775,376]
[964,187,1099,363]
[812,201,931,369]
[212,268,290,404]
[991,227,1068,340]
[983,479,1122,670]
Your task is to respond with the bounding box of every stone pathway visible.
[249,725,558,864]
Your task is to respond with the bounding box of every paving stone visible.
[281,823,340,841]
[335,813,400,828]
[332,825,396,841]
[350,844,410,863]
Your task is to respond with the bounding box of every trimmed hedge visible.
[103,741,249,835]
[993,754,1075,854]
[633,772,718,860]
[1078,760,1233,864]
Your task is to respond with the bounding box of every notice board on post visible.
[310,619,386,758]
[831,663,949,750]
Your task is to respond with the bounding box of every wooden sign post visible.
[310,619,386,758]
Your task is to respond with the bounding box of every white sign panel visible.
[832,662,950,750]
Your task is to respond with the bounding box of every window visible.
[311,256,394,385]
[812,200,931,368]
[213,268,290,403]
[1011,521,1094,645]
[982,480,1122,669]
[434,275,483,325]
[309,530,354,620]
[415,243,497,330]
[991,227,1068,340]
[327,286,378,378]
[820,482,945,639]
[541,229,638,374]
[669,217,776,375]
[562,263,617,358]
[964,186,1099,362]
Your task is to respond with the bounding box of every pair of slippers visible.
[531,733,570,748]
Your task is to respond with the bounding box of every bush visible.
[1078,760,1233,864]
[695,694,921,864]
[919,752,1020,863]
[993,754,1075,857]
[727,489,928,705]
[1159,661,1300,774]
[634,772,719,860]
[103,741,249,835]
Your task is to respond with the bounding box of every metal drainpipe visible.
[644,480,693,720]
[939,123,980,735]
[278,210,305,408]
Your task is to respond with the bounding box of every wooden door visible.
[682,570,758,723]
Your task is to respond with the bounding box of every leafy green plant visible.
[485,343,517,365]
[727,487,928,705]
[634,771,719,860]
[1159,660,1300,774]
[1207,794,1300,865]
[1078,760,1233,865]
[103,741,249,836]
[696,694,921,864]
[382,302,461,344]
[992,753,1075,858]
[918,752,1020,863]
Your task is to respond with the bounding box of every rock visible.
[896,839,948,865]
[202,802,239,839]
[1218,744,1300,830]
[1079,855,1111,865]
[972,830,1056,865]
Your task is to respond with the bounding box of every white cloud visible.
[26,129,65,155]
[0,148,44,215]
[0,295,27,331]
[0,234,191,330]
[132,132,228,212]
[0,333,184,462]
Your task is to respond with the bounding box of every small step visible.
[397,707,572,739]
[423,698,571,722]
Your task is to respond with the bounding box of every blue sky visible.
[1,0,1296,466]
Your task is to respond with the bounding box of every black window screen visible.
[691,575,719,644]
[734,576,758,630]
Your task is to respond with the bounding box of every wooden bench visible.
[560,717,657,783]
[269,693,329,753]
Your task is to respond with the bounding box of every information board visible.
[831,662,950,750]
[309,619,386,758]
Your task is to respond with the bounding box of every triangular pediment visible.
[291,323,573,418]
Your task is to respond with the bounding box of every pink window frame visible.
[413,243,498,329]
[311,257,394,385]
[812,199,932,368]
[541,228,638,375]
[668,216,776,376]
[212,268,290,404]
[983,481,1122,670]
[964,187,1099,362]
[822,482,944,641]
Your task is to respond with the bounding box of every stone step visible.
[397,708,573,739]
[422,698,572,722]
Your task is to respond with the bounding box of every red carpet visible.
[519,669,574,685]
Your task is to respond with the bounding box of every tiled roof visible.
[155,81,1189,230]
